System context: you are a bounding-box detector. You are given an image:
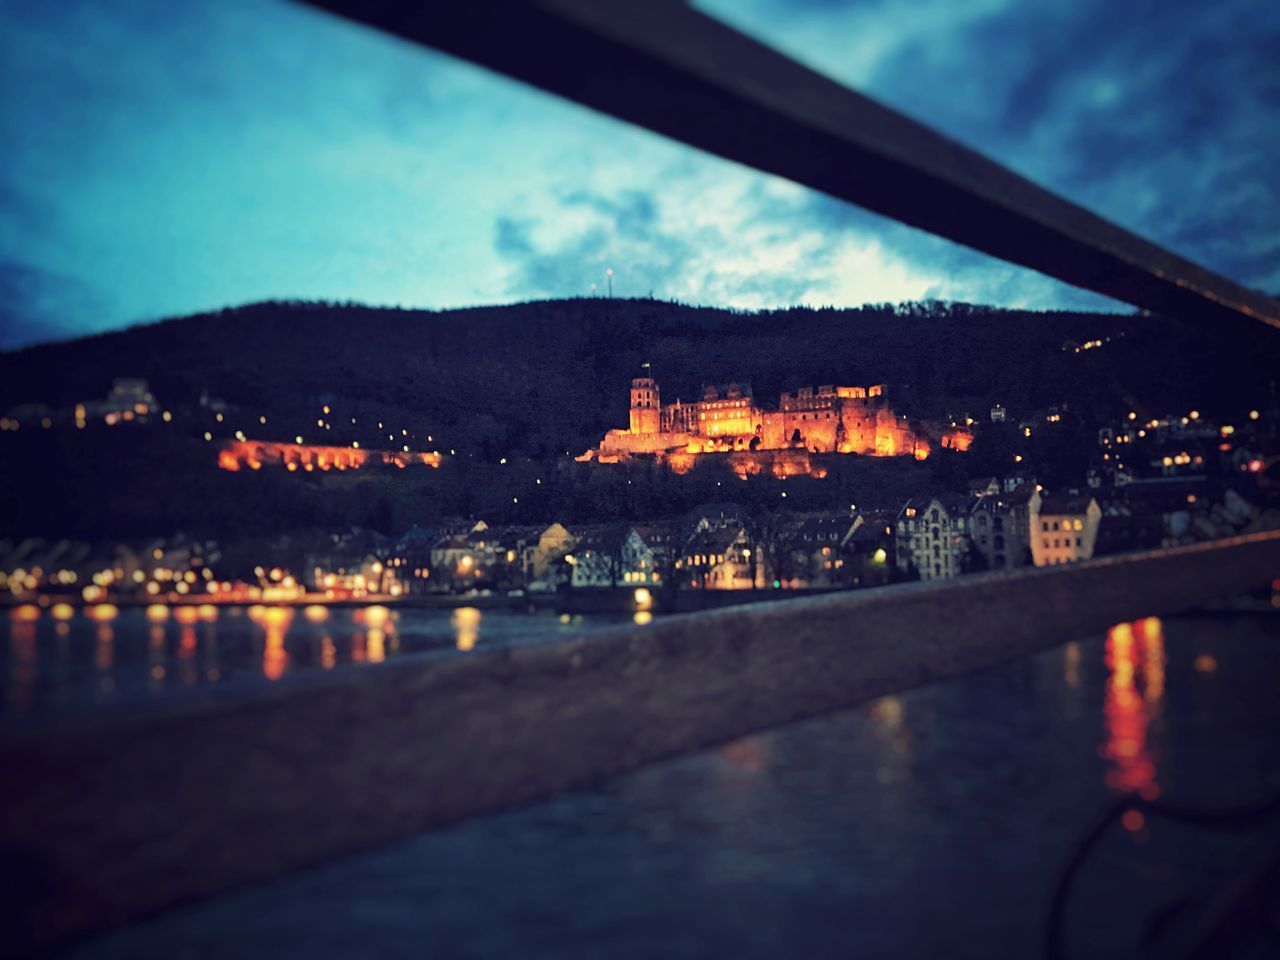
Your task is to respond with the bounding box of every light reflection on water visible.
[60,612,1279,960]
[1102,617,1165,804]
[0,604,628,716]
[597,613,1191,817]
[452,607,480,651]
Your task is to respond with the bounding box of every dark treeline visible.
[0,426,968,540]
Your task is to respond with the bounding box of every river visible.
[0,604,633,718]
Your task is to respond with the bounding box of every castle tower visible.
[629,377,661,434]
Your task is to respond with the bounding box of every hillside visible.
[2,297,1274,461]
[0,297,1274,539]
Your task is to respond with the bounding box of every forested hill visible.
[1,297,1273,460]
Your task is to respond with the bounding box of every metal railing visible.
[309,0,1279,336]
[4,3,1278,952]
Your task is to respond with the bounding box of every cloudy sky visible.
[0,0,1276,348]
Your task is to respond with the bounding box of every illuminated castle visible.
[598,376,951,463]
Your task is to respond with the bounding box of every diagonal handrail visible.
[303,0,1279,336]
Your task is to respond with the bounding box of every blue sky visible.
[0,0,1276,349]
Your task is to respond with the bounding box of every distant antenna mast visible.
[606,267,614,299]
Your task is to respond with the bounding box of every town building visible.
[429,521,498,591]
[89,378,159,422]
[676,525,760,590]
[762,512,860,589]
[844,511,897,588]
[968,485,1041,571]
[895,495,973,580]
[1030,494,1102,566]
[570,526,668,589]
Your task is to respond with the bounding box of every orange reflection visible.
[453,606,480,651]
[720,736,769,774]
[260,607,293,681]
[149,622,167,689]
[1121,809,1145,833]
[8,622,37,714]
[95,621,115,696]
[1139,617,1164,703]
[321,634,336,670]
[95,623,114,670]
[361,605,391,627]
[1102,618,1165,799]
[1063,641,1081,688]
[202,620,221,683]
[86,604,119,622]
[178,625,198,685]
[870,695,904,729]
[367,628,386,663]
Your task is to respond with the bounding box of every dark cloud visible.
[0,261,104,350]
[859,0,1280,291]
[492,189,687,300]
[494,217,536,257]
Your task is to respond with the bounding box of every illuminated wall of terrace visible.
[217,440,442,473]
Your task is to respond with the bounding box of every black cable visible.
[1046,790,1280,960]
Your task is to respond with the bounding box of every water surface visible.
[1,604,627,718]
[68,611,1280,958]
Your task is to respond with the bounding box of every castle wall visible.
[603,377,943,466]
[761,411,787,449]
[839,406,879,453]
[785,409,839,451]
[600,428,692,457]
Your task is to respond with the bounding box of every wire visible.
[1045,790,1280,960]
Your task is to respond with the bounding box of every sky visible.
[0,0,1276,349]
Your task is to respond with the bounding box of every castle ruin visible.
[595,376,951,470]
